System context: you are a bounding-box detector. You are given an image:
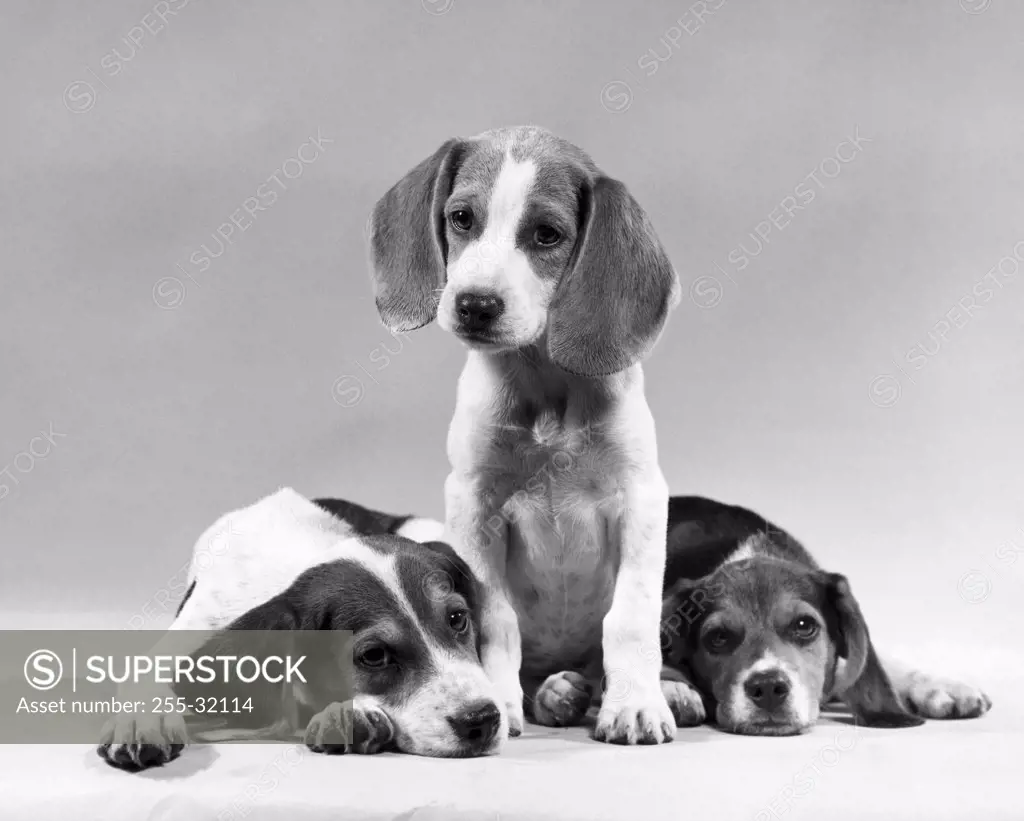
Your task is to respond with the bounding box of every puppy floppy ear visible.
[368,138,468,332]
[821,572,923,728]
[547,176,680,376]
[178,594,306,729]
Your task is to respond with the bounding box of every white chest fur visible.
[447,355,658,680]
[495,413,626,675]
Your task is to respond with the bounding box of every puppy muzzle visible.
[719,667,816,736]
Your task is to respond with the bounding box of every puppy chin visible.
[444,320,541,354]
[470,320,544,352]
[727,720,811,737]
[716,703,815,737]
[457,334,517,353]
[394,726,504,758]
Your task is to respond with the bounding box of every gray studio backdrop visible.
[1,1,1021,673]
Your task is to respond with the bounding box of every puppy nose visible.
[447,700,501,746]
[455,292,504,331]
[744,671,791,711]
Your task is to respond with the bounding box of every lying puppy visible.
[369,125,680,744]
[98,489,502,771]
[658,495,993,735]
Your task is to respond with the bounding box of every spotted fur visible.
[98,489,500,771]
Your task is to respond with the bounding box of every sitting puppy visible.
[98,489,503,771]
[368,125,681,745]
[658,496,993,735]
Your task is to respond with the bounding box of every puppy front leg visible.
[445,473,523,737]
[880,655,992,720]
[97,623,212,771]
[305,696,395,754]
[594,473,675,745]
[660,664,707,727]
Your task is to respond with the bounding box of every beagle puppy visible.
[369,126,681,744]
[98,489,502,771]
[659,495,993,735]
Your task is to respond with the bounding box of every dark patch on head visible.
[390,538,483,660]
[513,156,592,290]
[665,495,818,577]
[444,140,505,241]
[449,141,505,196]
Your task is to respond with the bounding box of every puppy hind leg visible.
[529,671,595,727]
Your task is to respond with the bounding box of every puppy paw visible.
[661,679,706,727]
[305,698,395,754]
[594,675,675,745]
[503,699,525,737]
[899,672,992,719]
[97,711,188,771]
[532,671,593,727]
[489,673,524,737]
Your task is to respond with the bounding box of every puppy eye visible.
[702,628,735,655]
[790,616,820,641]
[449,209,474,232]
[533,225,561,246]
[448,608,471,634]
[357,647,391,670]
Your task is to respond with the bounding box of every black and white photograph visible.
[1,1,1020,818]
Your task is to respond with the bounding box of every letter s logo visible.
[24,649,63,691]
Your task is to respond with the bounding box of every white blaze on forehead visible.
[340,540,426,634]
[746,653,787,676]
[724,542,755,565]
[483,155,537,246]
[723,532,769,565]
[441,151,550,346]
